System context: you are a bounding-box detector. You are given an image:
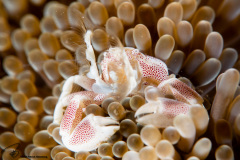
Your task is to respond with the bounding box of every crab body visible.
[53,30,204,152]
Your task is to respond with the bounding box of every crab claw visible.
[125,47,169,86]
[59,91,105,136]
[62,114,119,152]
[135,98,191,128]
[53,75,96,124]
[157,78,203,105]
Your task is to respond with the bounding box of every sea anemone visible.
[0,0,240,160]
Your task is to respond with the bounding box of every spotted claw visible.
[53,75,96,124]
[157,78,203,105]
[135,98,191,128]
[61,114,119,152]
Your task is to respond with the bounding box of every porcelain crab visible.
[53,9,204,152]
[53,30,169,152]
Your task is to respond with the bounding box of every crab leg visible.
[61,75,95,97]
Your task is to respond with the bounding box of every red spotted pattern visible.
[100,47,168,85]
[69,117,95,145]
[60,91,105,135]
[170,79,203,104]
[158,78,203,105]
[162,99,190,118]
[61,99,79,135]
[124,48,168,84]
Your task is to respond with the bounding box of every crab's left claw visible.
[157,78,203,105]
[135,98,191,128]
[53,75,96,124]
[62,114,119,152]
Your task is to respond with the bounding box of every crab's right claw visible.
[157,78,203,105]
[62,114,119,152]
[135,98,191,128]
